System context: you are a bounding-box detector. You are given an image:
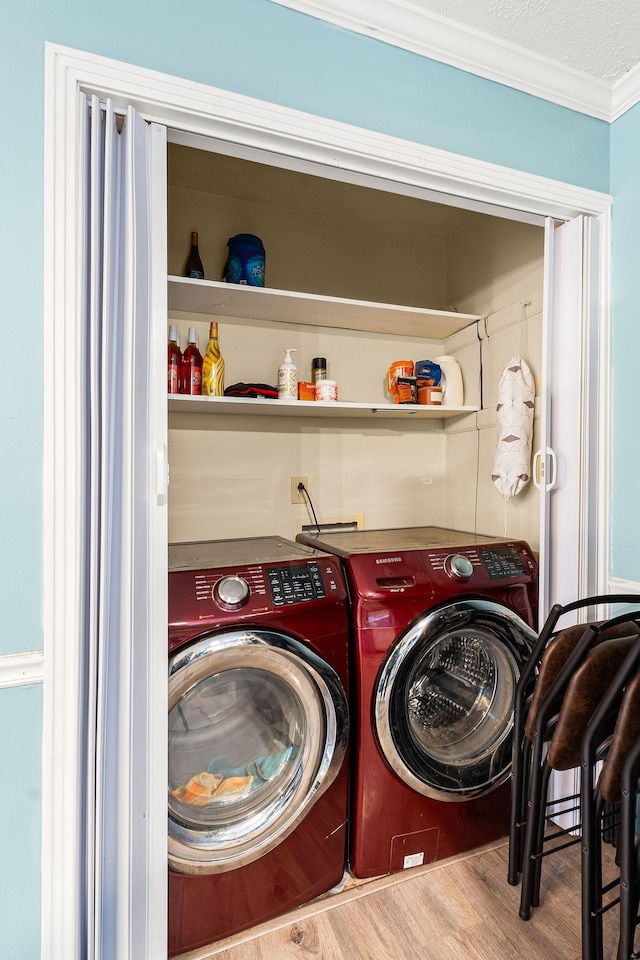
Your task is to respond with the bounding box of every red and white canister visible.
[315,379,338,401]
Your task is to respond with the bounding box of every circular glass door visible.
[168,629,348,875]
[374,599,536,800]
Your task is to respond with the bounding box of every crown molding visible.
[612,61,640,121]
[269,0,622,121]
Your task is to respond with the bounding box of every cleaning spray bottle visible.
[278,348,298,401]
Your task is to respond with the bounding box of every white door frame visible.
[43,42,613,958]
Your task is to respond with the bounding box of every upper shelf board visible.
[168,395,479,419]
[168,277,480,340]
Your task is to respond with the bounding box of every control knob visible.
[214,575,250,609]
[444,554,474,582]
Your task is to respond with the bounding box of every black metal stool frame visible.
[581,639,640,960]
[519,612,640,921]
[509,596,640,888]
[618,734,640,960]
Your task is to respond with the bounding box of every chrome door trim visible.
[374,599,536,801]
[168,628,348,874]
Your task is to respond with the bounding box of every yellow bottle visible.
[202,321,225,396]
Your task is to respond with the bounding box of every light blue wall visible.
[1,4,612,660]
[0,0,614,955]
[0,685,42,959]
[610,102,640,582]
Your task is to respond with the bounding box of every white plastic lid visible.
[169,324,179,344]
[187,326,198,346]
[283,348,298,362]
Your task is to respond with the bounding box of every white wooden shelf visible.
[168,277,480,340]
[168,395,478,420]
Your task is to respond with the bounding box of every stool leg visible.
[520,735,548,920]
[532,760,553,909]
[581,792,603,960]
[510,735,532,885]
[582,772,604,960]
[618,787,639,960]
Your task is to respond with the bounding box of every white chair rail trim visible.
[0,651,45,689]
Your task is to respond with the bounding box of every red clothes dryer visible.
[167,537,350,956]
[296,525,537,880]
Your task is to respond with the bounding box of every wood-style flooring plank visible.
[179,839,621,960]
[261,913,352,960]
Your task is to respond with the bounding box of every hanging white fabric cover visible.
[491,356,535,499]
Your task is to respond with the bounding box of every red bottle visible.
[180,327,203,395]
[167,325,182,394]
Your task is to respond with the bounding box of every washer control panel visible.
[266,562,326,606]
[213,575,250,609]
[169,550,347,651]
[191,559,338,611]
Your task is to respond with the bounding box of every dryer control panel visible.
[479,545,528,580]
[426,542,535,585]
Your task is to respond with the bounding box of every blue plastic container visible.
[415,360,442,385]
[223,234,265,286]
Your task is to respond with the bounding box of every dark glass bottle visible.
[184,231,205,279]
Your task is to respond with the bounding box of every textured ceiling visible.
[406,0,640,82]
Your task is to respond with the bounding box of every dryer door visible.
[374,599,536,801]
[168,628,348,875]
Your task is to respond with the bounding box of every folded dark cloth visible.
[224,382,278,399]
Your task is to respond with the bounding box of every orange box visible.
[297,381,316,401]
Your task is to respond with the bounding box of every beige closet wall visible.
[167,321,449,543]
[167,181,451,543]
[166,161,544,550]
[167,184,448,307]
[442,217,544,551]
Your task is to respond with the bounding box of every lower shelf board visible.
[168,395,478,420]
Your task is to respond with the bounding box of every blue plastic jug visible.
[223,234,265,286]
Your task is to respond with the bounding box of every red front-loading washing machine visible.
[296,525,537,880]
[167,537,350,956]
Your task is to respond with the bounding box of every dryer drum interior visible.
[168,628,348,875]
[374,599,536,801]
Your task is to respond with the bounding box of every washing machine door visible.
[168,628,348,875]
[374,599,536,801]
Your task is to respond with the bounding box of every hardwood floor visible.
[177,838,621,960]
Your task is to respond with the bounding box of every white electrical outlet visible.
[290,476,308,504]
